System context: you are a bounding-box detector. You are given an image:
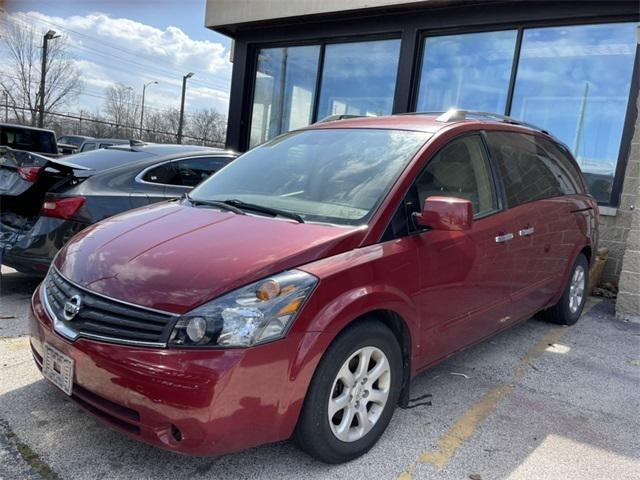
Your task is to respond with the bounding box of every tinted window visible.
[486,132,571,207]
[250,46,320,148]
[536,138,584,195]
[175,157,229,187]
[69,148,154,171]
[416,135,497,216]
[38,132,57,154]
[511,23,637,203]
[142,162,176,184]
[316,39,401,120]
[416,30,517,113]
[143,157,230,187]
[1,127,34,151]
[191,129,430,225]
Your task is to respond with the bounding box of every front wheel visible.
[543,253,589,326]
[293,320,402,463]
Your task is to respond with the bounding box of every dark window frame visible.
[410,21,639,207]
[230,3,639,208]
[246,32,403,149]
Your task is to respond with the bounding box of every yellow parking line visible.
[397,299,601,478]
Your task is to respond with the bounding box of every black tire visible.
[293,319,402,464]
[543,253,589,326]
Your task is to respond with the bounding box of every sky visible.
[1,0,233,117]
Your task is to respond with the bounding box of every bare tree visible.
[0,21,82,126]
[104,82,140,138]
[188,108,226,146]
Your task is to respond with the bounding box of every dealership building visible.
[205,0,640,319]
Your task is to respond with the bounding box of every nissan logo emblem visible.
[63,294,83,321]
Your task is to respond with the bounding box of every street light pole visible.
[140,80,158,139]
[177,72,194,144]
[38,30,60,128]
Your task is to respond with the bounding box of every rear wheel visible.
[294,320,402,463]
[543,253,589,326]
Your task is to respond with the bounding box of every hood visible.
[56,201,364,313]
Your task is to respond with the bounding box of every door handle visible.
[518,227,535,237]
[495,233,514,243]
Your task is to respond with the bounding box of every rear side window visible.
[38,132,57,154]
[142,157,230,187]
[174,157,229,187]
[486,132,576,207]
[1,127,34,151]
[142,162,177,184]
[81,143,96,152]
[536,138,585,195]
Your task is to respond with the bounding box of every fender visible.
[276,286,418,439]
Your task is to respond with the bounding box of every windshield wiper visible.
[222,199,305,223]
[185,194,245,215]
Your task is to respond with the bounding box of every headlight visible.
[169,270,317,348]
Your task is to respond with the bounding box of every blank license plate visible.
[43,343,74,396]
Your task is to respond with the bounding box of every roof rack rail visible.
[314,114,366,124]
[434,109,549,134]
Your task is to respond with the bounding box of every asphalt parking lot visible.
[1,265,639,480]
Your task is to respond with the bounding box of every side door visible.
[409,134,517,363]
[484,131,575,319]
[162,156,233,198]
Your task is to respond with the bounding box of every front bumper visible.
[29,284,320,456]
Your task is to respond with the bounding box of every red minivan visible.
[29,112,598,463]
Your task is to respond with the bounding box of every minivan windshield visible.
[189,128,430,225]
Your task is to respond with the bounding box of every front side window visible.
[81,143,96,152]
[416,30,517,113]
[249,46,320,148]
[416,135,498,216]
[190,128,430,225]
[316,39,401,120]
[510,23,638,204]
[486,131,570,207]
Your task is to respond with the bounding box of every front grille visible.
[44,268,177,346]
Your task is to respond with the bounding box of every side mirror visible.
[413,196,473,231]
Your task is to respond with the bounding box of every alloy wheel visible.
[569,265,585,314]
[327,346,391,442]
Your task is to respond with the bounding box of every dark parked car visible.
[58,135,93,148]
[1,143,236,273]
[79,138,129,153]
[57,135,94,155]
[0,123,58,156]
[29,112,597,463]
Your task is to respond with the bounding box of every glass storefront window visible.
[416,30,517,113]
[316,39,401,120]
[249,46,320,148]
[511,23,638,204]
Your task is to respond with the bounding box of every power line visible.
[3,103,225,147]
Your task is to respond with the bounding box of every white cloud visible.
[4,11,232,114]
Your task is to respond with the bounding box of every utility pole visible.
[177,72,194,144]
[140,80,158,139]
[38,30,60,128]
[3,90,8,123]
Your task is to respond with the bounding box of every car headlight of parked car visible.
[169,270,318,348]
